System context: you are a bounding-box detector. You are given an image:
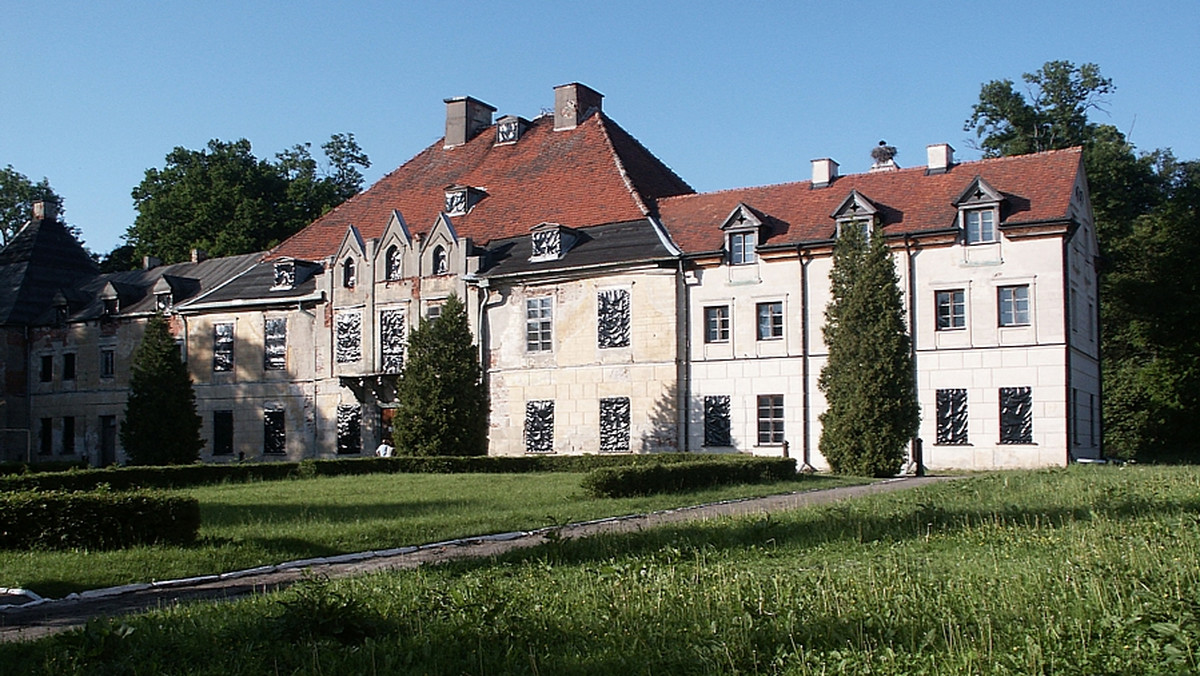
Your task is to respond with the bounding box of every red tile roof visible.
[270,112,693,261]
[657,147,1083,254]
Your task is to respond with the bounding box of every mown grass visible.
[0,471,858,598]
[4,465,1199,675]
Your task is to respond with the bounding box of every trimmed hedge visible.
[0,453,765,493]
[581,457,798,498]
[0,489,200,550]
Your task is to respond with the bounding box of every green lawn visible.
[4,465,1199,675]
[0,471,858,598]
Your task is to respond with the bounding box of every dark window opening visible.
[100,349,115,378]
[597,289,630,349]
[62,353,76,381]
[337,404,362,455]
[935,388,969,445]
[213,410,234,456]
[524,400,554,454]
[39,418,52,455]
[264,318,287,371]
[342,258,356,288]
[264,410,286,455]
[999,387,1033,444]
[704,395,733,447]
[386,245,402,281]
[599,397,631,453]
[213,323,234,372]
[62,417,75,454]
[39,355,52,382]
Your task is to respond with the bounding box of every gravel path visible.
[0,475,954,644]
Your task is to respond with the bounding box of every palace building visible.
[0,83,1101,469]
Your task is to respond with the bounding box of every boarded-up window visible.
[599,397,631,453]
[264,318,286,371]
[213,323,234,372]
[264,409,286,455]
[999,387,1033,444]
[704,395,732,447]
[213,410,233,456]
[524,400,554,454]
[936,389,968,445]
[337,404,362,455]
[597,289,630,349]
[336,311,362,363]
[380,309,405,373]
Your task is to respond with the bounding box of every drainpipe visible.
[798,250,815,472]
[677,258,690,453]
[904,236,922,475]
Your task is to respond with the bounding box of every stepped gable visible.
[658,147,1083,255]
[270,112,693,261]
[0,215,99,325]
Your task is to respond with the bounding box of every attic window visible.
[156,292,173,312]
[529,223,577,262]
[720,204,766,266]
[832,190,879,239]
[272,261,296,290]
[342,258,356,288]
[954,177,1004,246]
[444,185,485,216]
[496,116,526,144]
[103,298,118,316]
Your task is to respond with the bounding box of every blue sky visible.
[2,1,1197,254]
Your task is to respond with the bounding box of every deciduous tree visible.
[121,314,203,465]
[0,165,64,246]
[818,223,919,476]
[392,295,488,456]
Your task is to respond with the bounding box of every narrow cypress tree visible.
[392,294,488,456]
[121,314,204,464]
[818,222,919,476]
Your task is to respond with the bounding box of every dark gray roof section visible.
[179,259,323,309]
[0,217,99,325]
[481,219,675,278]
[56,253,263,323]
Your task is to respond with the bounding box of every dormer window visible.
[342,258,356,288]
[831,190,880,240]
[496,116,528,144]
[103,298,118,316]
[954,176,1004,246]
[720,204,767,266]
[529,223,578,262]
[156,292,173,313]
[443,185,486,216]
[55,304,68,325]
[272,260,296,290]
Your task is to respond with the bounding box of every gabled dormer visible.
[336,225,366,289]
[378,210,414,282]
[529,222,579,262]
[443,184,486,216]
[52,290,70,325]
[99,282,122,316]
[152,276,175,312]
[954,176,1004,245]
[495,115,530,145]
[720,204,767,265]
[423,213,460,276]
[831,190,879,238]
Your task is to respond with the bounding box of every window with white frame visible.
[936,289,966,331]
[964,209,997,244]
[998,285,1030,326]
[704,305,730,343]
[756,301,783,341]
[729,231,756,265]
[526,297,553,352]
[756,394,784,445]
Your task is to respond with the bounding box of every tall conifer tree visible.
[121,314,204,464]
[818,222,919,476]
[392,294,488,456]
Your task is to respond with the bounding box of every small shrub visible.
[271,574,385,644]
[0,489,200,550]
[582,457,798,497]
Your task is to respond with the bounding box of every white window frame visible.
[756,394,785,445]
[964,208,997,245]
[756,301,783,341]
[703,305,730,343]
[526,296,553,352]
[935,289,966,331]
[729,231,756,265]
[998,285,1031,327]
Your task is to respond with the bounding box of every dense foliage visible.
[0,164,66,246]
[392,295,488,456]
[120,315,204,465]
[4,466,1198,674]
[818,221,919,476]
[124,134,369,265]
[966,60,1200,461]
[581,457,797,497]
[0,489,199,550]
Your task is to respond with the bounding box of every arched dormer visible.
[334,224,366,289]
[954,176,1004,245]
[421,213,460,277]
[376,209,413,283]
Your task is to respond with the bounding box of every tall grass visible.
[0,471,854,598]
[5,465,1199,675]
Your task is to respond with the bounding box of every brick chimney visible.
[811,158,839,188]
[443,96,496,148]
[553,83,604,131]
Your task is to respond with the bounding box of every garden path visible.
[0,475,955,643]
